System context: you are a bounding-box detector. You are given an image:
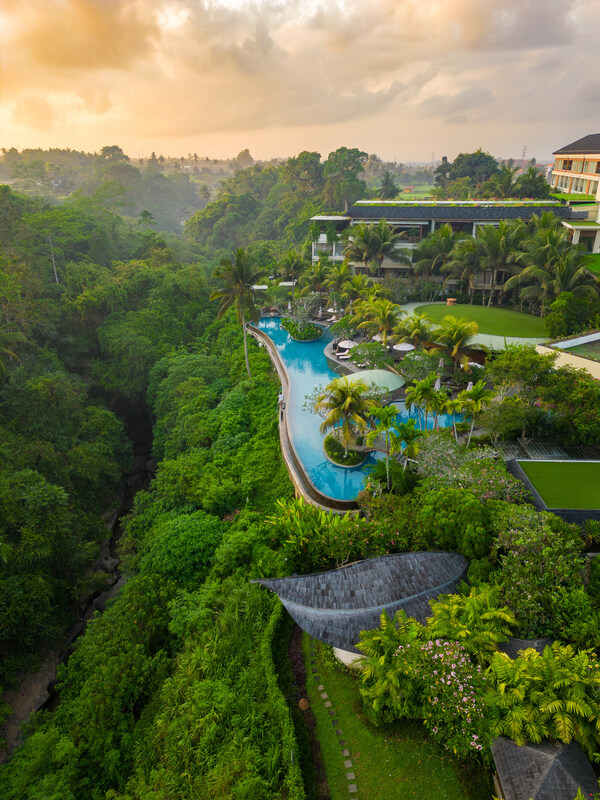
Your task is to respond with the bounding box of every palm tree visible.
[324,263,352,295]
[277,248,306,299]
[458,379,495,446]
[442,237,482,304]
[442,395,464,441]
[404,372,436,430]
[340,273,373,307]
[393,418,424,469]
[210,248,268,379]
[414,224,466,278]
[369,219,411,277]
[342,223,375,273]
[299,259,329,297]
[357,298,405,346]
[379,171,399,199]
[504,238,598,314]
[315,376,372,456]
[392,312,433,350]
[481,160,519,199]
[366,404,399,490]
[475,220,527,306]
[432,315,485,373]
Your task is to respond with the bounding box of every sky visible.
[1,0,598,164]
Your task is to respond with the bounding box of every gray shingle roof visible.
[491,737,599,800]
[498,637,554,660]
[255,551,468,653]
[554,134,600,155]
[347,203,575,222]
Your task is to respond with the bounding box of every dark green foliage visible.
[545,291,600,338]
[280,316,322,341]
[323,433,364,465]
[412,487,491,558]
[366,458,418,495]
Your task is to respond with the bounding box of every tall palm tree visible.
[357,298,405,346]
[210,248,267,379]
[315,376,372,456]
[324,262,352,295]
[340,273,373,307]
[443,395,464,441]
[458,379,495,446]
[366,404,399,490]
[299,259,329,297]
[393,418,424,469]
[404,372,437,430]
[475,220,527,306]
[392,312,433,350]
[442,237,482,304]
[414,224,466,278]
[369,218,411,277]
[277,248,306,299]
[342,223,375,273]
[505,245,599,315]
[432,315,485,372]
[482,160,519,199]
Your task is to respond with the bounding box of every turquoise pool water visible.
[258,317,456,502]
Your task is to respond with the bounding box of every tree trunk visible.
[242,314,252,379]
[385,432,390,491]
[48,236,59,284]
[467,417,475,447]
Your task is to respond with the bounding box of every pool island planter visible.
[247,323,359,512]
[322,445,367,469]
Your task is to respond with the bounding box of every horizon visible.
[1,1,596,164]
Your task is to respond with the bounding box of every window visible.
[596,162,600,175]
[563,159,573,170]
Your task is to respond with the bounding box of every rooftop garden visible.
[414,303,547,337]
[551,192,598,203]
[519,460,600,509]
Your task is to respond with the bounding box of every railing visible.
[247,324,358,512]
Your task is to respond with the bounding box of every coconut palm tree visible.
[393,418,424,469]
[442,395,464,441]
[210,248,268,379]
[458,379,495,446]
[340,273,373,307]
[442,236,483,304]
[404,372,437,430]
[357,298,405,346]
[432,315,486,373]
[324,262,352,295]
[299,259,329,297]
[392,312,433,350]
[481,160,520,199]
[505,238,599,314]
[277,248,306,299]
[413,224,467,278]
[474,219,527,306]
[369,218,411,277]
[342,223,375,273]
[315,376,372,456]
[366,404,399,490]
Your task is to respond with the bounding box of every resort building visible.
[550,133,600,253]
[311,200,586,288]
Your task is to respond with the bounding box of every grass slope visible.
[302,635,492,800]
[587,253,600,275]
[519,460,600,509]
[415,303,546,337]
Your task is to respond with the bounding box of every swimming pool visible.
[258,317,456,502]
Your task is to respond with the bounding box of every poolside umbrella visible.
[318,306,322,316]
[434,377,441,391]
[327,307,335,313]
[439,357,445,369]
[372,333,383,342]
[466,381,474,392]
[339,369,405,393]
[337,339,359,350]
[288,300,292,311]
[393,342,415,352]
[469,361,484,369]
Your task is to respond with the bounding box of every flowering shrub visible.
[417,639,490,761]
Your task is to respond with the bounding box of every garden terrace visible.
[414,303,547,338]
[256,551,468,654]
[517,460,600,510]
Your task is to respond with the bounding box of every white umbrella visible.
[438,357,445,370]
[327,307,335,313]
[287,300,292,311]
[393,342,415,352]
[434,377,441,391]
[372,333,383,342]
[318,306,322,316]
[469,361,484,369]
[466,381,474,392]
[337,339,359,350]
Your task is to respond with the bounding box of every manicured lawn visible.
[519,460,600,509]
[415,303,546,337]
[302,635,492,800]
[587,253,600,275]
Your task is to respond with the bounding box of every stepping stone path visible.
[309,640,359,798]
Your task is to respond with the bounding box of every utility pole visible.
[522,145,527,161]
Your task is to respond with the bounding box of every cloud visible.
[0,0,597,160]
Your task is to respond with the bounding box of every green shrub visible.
[323,434,364,466]
[281,316,323,341]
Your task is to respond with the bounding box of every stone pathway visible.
[308,639,359,799]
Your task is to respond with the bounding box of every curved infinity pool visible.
[258,317,455,502]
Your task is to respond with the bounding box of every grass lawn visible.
[415,303,546,337]
[302,635,492,800]
[587,253,600,275]
[519,460,600,509]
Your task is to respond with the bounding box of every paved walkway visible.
[308,639,359,799]
[399,301,546,351]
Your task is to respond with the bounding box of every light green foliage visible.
[486,643,600,758]
[413,486,491,557]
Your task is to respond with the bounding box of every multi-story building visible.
[311,200,584,285]
[549,133,600,253]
